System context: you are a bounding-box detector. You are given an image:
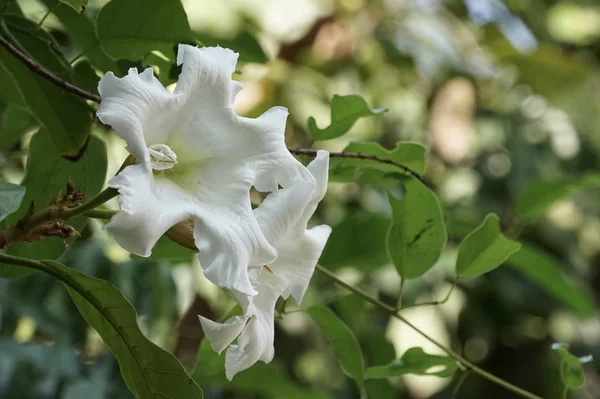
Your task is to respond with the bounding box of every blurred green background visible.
[1,0,600,398]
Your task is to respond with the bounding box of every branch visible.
[289,148,430,187]
[0,187,117,249]
[0,32,101,102]
[315,265,542,399]
[0,32,430,186]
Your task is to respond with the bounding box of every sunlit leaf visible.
[37,260,203,398]
[508,244,595,318]
[365,347,457,379]
[308,306,365,395]
[0,180,25,222]
[0,131,106,278]
[308,95,387,141]
[552,343,591,390]
[58,0,87,13]
[456,214,521,279]
[387,178,447,279]
[97,0,194,61]
[320,211,391,272]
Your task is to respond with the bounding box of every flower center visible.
[148,144,178,170]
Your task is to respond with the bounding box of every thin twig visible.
[452,370,472,398]
[398,279,458,311]
[289,148,431,187]
[0,187,117,249]
[315,265,542,399]
[0,33,101,102]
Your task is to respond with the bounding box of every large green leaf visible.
[0,17,92,157]
[552,343,591,390]
[0,179,25,222]
[456,214,521,279]
[35,259,202,398]
[319,211,390,272]
[308,95,387,141]
[41,0,118,73]
[516,180,573,222]
[197,31,268,64]
[508,244,595,318]
[339,141,427,175]
[0,131,106,277]
[308,306,365,395]
[0,105,37,149]
[97,0,194,61]
[516,176,600,223]
[59,0,87,13]
[386,178,447,279]
[134,236,196,262]
[365,347,457,379]
[193,340,329,399]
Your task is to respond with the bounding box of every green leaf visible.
[456,214,521,279]
[516,180,573,222]
[319,211,391,272]
[308,306,365,395]
[0,105,37,149]
[97,0,194,61]
[0,179,25,222]
[516,176,600,223]
[0,131,107,277]
[197,31,268,64]
[134,236,195,262]
[339,141,427,175]
[552,343,591,390]
[40,0,118,73]
[508,244,595,318]
[386,178,447,279]
[365,347,457,379]
[0,18,92,157]
[37,259,203,398]
[193,340,328,399]
[308,95,388,141]
[59,0,87,13]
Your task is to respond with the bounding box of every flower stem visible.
[315,265,542,399]
[82,209,117,220]
[60,188,118,219]
[0,188,118,249]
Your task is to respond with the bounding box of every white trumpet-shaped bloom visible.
[98,45,312,296]
[199,151,331,379]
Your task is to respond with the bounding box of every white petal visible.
[106,164,196,257]
[250,107,315,192]
[274,224,332,303]
[175,45,239,106]
[298,150,329,226]
[254,180,315,245]
[199,315,247,354]
[224,269,284,379]
[97,68,174,162]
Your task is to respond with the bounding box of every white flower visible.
[97,45,312,296]
[199,151,331,379]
